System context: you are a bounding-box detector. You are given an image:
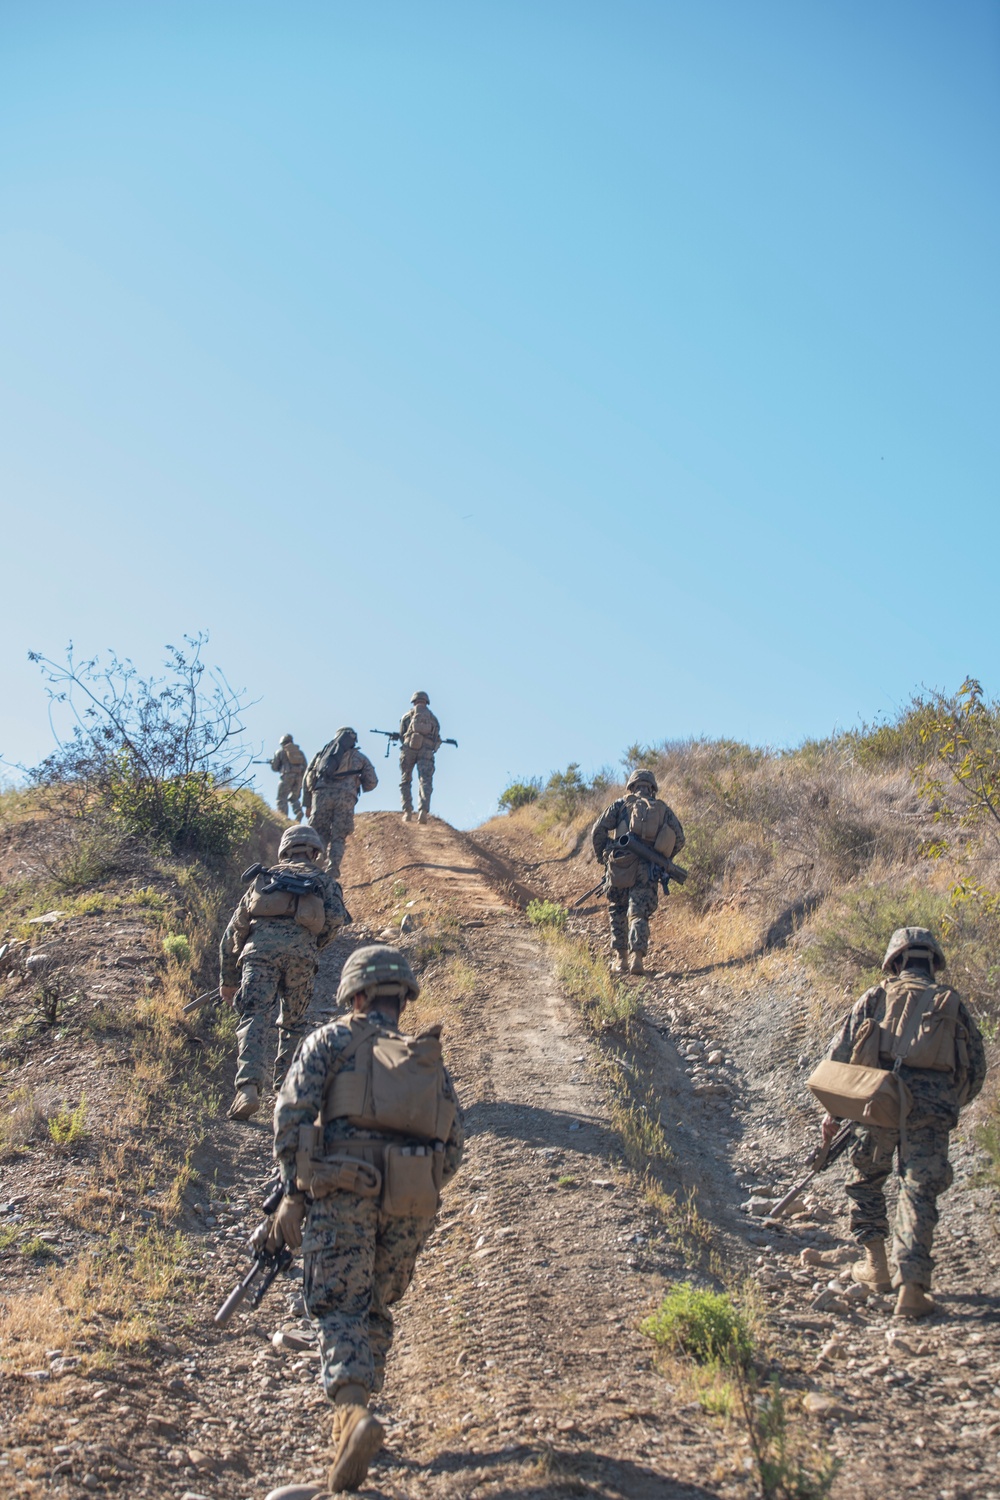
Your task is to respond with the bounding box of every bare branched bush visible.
[25,635,256,859]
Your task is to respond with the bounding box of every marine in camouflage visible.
[398,698,442,816]
[274,1008,464,1397]
[825,971,986,1288]
[304,742,378,877]
[590,782,685,961]
[220,860,346,1092]
[273,737,307,820]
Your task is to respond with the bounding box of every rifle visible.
[770,1123,854,1219]
[571,876,607,910]
[370,729,401,758]
[613,832,688,891]
[214,1180,295,1327]
[183,986,221,1015]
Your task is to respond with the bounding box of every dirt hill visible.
[1,805,998,1499]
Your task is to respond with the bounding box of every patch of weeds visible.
[48,1096,89,1150]
[32,961,82,1027]
[641,1282,753,1367]
[391,881,408,900]
[556,1175,578,1189]
[526,898,567,931]
[733,1368,841,1500]
[0,1225,19,1253]
[0,1087,46,1153]
[552,934,639,1032]
[162,933,191,964]
[22,1236,57,1261]
[603,1060,672,1170]
[498,779,541,812]
[643,1182,715,1266]
[803,883,950,992]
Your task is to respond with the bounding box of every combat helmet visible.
[411,691,430,704]
[626,768,658,795]
[334,726,358,747]
[280,733,294,744]
[881,926,946,974]
[278,824,324,861]
[336,944,420,1009]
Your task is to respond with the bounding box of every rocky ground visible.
[1,809,998,1498]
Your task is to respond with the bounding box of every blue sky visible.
[2,1,997,827]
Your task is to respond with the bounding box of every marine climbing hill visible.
[1,806,998,1498]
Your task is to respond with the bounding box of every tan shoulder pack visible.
[285,742,307,770]
[608,796,674,887]
[405,708,439,753]
[848,979,962,1075]
[322,1018,456,1142]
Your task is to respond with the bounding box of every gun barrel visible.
[571,877,607,910]
[616,833,688,884]
[183,987,220,1015]
[214,1261,260,1327]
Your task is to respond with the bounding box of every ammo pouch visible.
[383,1143,442,1218]
[295,1126,441,1218]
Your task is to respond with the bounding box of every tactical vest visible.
[849,978,967,1079]
[322,1017,456,1142]
[246,866,325,935]
[607,796,676,888]
[404,708,439,753]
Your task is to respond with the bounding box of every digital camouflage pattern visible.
[305,748,378,877]
[591,792,685,957]
[273,739,307,820]
[220,860,347,1091]
[826,974,986,1287]
[398,703,441,816]
[274,1008,465,1396]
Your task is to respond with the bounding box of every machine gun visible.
[770,1122,854,1219]
[370,730,458,758]
[214,1180,295,1327]
[183,986,221,1015]
[612,832,688,893]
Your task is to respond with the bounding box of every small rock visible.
[592,1179,614,1189]
[742,1196,779,1218]
[81,1477,100,1493]
[707,1050,725,1065]
[28,912,67,925]
[802,1392,846,1419]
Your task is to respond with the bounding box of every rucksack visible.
[311,733,355,786]
[244,864,326,935]
[322,1018,456,1141]
[405,708,439,752]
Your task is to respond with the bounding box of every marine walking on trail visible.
[272,734,308,821]
[303,729,378,878]
[220,824,347,1120]
[590,768,685,975]
[264,944,465,1497]
[398,691,444,824]
[811,926,986,1319]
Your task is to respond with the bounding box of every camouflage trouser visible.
[303,1191,434,1397]
[606,883,659,955]
[311,791,358,879]
[845,1118,954,1288]
[277,772,303,820]
[399,747,435,815]
[234,933,318,1091]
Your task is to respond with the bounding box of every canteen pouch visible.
[382,1144,440,1218]
[808,1058,905,1130]
[294,892,325,934]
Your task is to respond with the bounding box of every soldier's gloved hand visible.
[220,985,238,1009]
[266,1193,306,1252]
[820,1112,839,1148]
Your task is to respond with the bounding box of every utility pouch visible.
[807,1059,905,1130]
[382,1144,439,1218]
[308,1153,382,1200]
[294,892,325,934]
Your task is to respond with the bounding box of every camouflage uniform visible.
[825,977,986,1288]
[220,861,346,1091]
[274,1010,465,1396]
[399,704,441,817]
[272,738,307,820]
[304,743,378,878]
[591,788,685,960]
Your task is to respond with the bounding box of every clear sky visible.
[1,1,998,827]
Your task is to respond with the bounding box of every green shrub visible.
[804,883,951,991]
[498,779,541,812]
[162,933,192,964]
[526,898,567,931]
[48,1096,88,1149]
[641,1282,753,1367]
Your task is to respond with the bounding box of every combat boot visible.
[417,810,428,824]
[895,1283,936,1319]
[851,1239,891,1294]
[611,950,626,976]
[328,1384,383,1493]
[227,1083,260,1121]
[402,811,413,823]
[629,952,645,976]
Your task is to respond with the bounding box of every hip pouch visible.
[807,1058,905,1130]
[382,1144,441,1218]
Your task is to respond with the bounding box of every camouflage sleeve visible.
[399,711,413,737]
[219,897,251,987]
[665,806,686,855]
[826,987,882,1064]
[316,874,347,951]
[441,1068,465,1187]
[273,1027,350,1190]
[591,802,620,862]
[358,753,378,793]
[958,1000,988,1105]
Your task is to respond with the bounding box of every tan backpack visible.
[246,867,326,935]
[607,795,675,888]
[405,707,439,752]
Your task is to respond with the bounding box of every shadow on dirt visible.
[464,1100,620,1157]
[658,893,825,981]
[371,1441,718,1499]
